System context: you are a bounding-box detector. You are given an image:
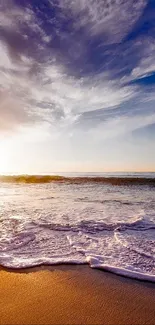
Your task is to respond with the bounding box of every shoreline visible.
[0,265,155,325]
[1,262,155,283]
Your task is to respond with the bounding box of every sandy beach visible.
[0,265,154,325]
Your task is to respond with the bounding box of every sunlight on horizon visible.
[0,133,155,175]
[0,137,154,176]
[0,140,13,174]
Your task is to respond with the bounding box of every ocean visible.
[0,172,154,281]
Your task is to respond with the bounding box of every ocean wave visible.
[0,216,154,281]
[75,198,137,205]
[114,228,155,260]
[34,215,154,233]
[0,253,154,282]
[0,232,36,252]
[0,175,155,186]
[87,256,155,282]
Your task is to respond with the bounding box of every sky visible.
[0,0,155,174]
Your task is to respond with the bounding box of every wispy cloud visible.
[56,0,147,43]
[0,0,154,140]
[0,38,136,132]
[1,0,155,172]
[120,38,155,84]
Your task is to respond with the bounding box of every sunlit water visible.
[0,174,155,281]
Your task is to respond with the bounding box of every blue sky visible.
[0,0,155,173]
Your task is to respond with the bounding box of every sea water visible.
[0,173,154,281]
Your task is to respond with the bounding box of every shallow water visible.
[0,176,154,281]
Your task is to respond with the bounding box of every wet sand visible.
[0,265,155,325]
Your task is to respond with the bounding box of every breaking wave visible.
[0,179,154,282]
[33,214,155,233]
[0,175,155,186]
[0,215,154,282]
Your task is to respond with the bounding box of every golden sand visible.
[0,265,154,325]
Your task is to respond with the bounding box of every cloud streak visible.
[56,0,147,43]
[0,0,155,142]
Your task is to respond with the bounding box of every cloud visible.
[55,0,147,43]
[0,91,31,132]
[0,0,154,138]
[0,1,33,31]
[0,0,48,41]
[40,64,135,118]
[0,39,41,132]
[73,111,155,144]
[0,0,51,67]
[0,30,137,132]
[120,38,155,84]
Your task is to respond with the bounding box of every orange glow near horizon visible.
[0,138,155,175]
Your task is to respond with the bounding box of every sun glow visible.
[0,139,14,174]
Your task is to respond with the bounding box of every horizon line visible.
[0,171,155,176]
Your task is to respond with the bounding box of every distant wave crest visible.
[0,175,155,186]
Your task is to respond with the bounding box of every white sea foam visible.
[88,257,155,282]
[0,180,154,281]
